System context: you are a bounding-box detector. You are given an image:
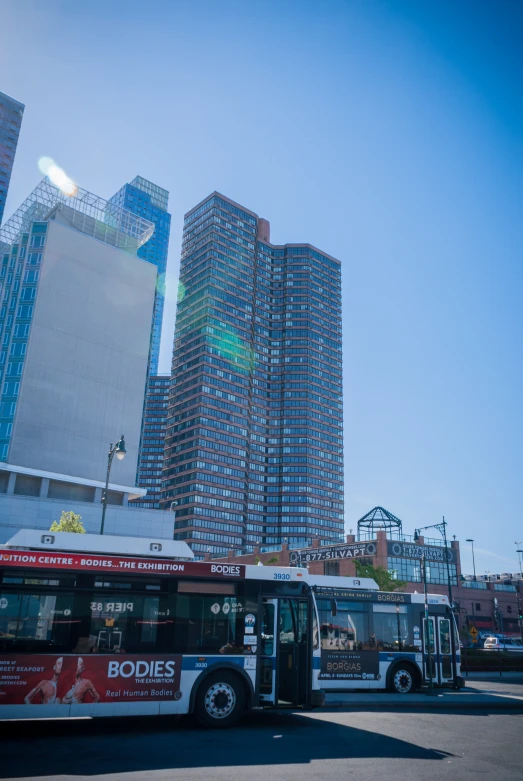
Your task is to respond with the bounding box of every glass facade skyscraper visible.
[110,177,171,510]
[0,91,24,227]
[130,374,169,509]
[162,192,344,556]
[109,176,171,375]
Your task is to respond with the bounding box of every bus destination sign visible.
[0,550,245,578]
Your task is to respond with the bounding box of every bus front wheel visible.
[389,664,419,694]
[194,671,246,728]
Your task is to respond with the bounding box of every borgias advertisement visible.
[319,650,380,680]
[0,654,182,705]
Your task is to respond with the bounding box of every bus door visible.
[277,598,310,705]
[436,616,453,684]
[258,597,310,706]
[422,616,436,683]
[423,615,453,685]
[258,598,277,704]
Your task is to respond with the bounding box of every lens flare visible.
[156,273,166,297]
[38,156,78,197]
[177,281,186,303]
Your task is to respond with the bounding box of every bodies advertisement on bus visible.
[0,654,182,705]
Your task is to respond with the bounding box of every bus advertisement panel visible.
[0,654,182,705]
[0,550,244,579]
[319,650,380,680]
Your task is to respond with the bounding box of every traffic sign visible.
[469,626,478,642]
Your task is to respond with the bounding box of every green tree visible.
[50,511,86,534]
[253,555,279,565]
[354,560,406,592]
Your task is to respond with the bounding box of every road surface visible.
[2,707,522,781]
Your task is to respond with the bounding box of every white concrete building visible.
[0,177,174,541]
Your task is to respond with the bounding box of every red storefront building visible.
[213,507,522,642]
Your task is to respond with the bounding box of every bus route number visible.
[273,573,290,580]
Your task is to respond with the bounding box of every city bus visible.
[310,575,464,693]
[0,531,324,727]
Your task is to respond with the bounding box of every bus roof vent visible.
[3,530,194,560]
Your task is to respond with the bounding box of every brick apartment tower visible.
[162,193,344,557]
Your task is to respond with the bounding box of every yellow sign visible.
[469,626,478,642]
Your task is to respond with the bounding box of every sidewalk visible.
[462,671,523,699]
[323,679,523,711]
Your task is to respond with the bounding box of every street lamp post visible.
[100,435,126,535]
[421,554,435,695]
[414,516,453,607]
[466,539,476,581]
[395,602,402,651]
[415,516,458,688]
[515,543,523,580]
[516,548,523,643]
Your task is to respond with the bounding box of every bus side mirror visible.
[330,598,337,617]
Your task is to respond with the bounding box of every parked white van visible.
[483,636,523,651]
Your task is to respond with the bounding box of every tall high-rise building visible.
[109,176,171,375]
[0,176,175,540]
[162,193,344,557]
[131,373,169,509]
[110,177,171,511]
[0,91,25,226]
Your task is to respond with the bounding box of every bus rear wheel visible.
[194,671,246,728]
[389,665,418,694]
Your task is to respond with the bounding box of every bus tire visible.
[388,663,419,694]
[194,671,246,728]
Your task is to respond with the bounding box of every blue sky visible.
[2,0,522,575]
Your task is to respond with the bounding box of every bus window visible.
[89,593,167,653]
[172,585,248,655]
[372,604,410,651]
[318,600,370,651]
[0,590,75,652]
[295,601,308,644]
[312,601,319,650]
[279,599,295,643]
[261,603,275,655]
[439,619,451,655]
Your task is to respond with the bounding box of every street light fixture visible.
[414,518,459,688]
[421,554,436,696]
[414,516,454,607]
[100,435,126,535]
[515,543,523,580]
[466,539,476,581]
[516,549,523,642]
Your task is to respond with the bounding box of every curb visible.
[322,698,523,711]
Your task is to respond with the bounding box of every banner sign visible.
[0,551,245,579]
[0,654,183,705]
[319,650,380,681]
[387,541,455,563]
[315,588,412,603]
[289,542,377,567]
